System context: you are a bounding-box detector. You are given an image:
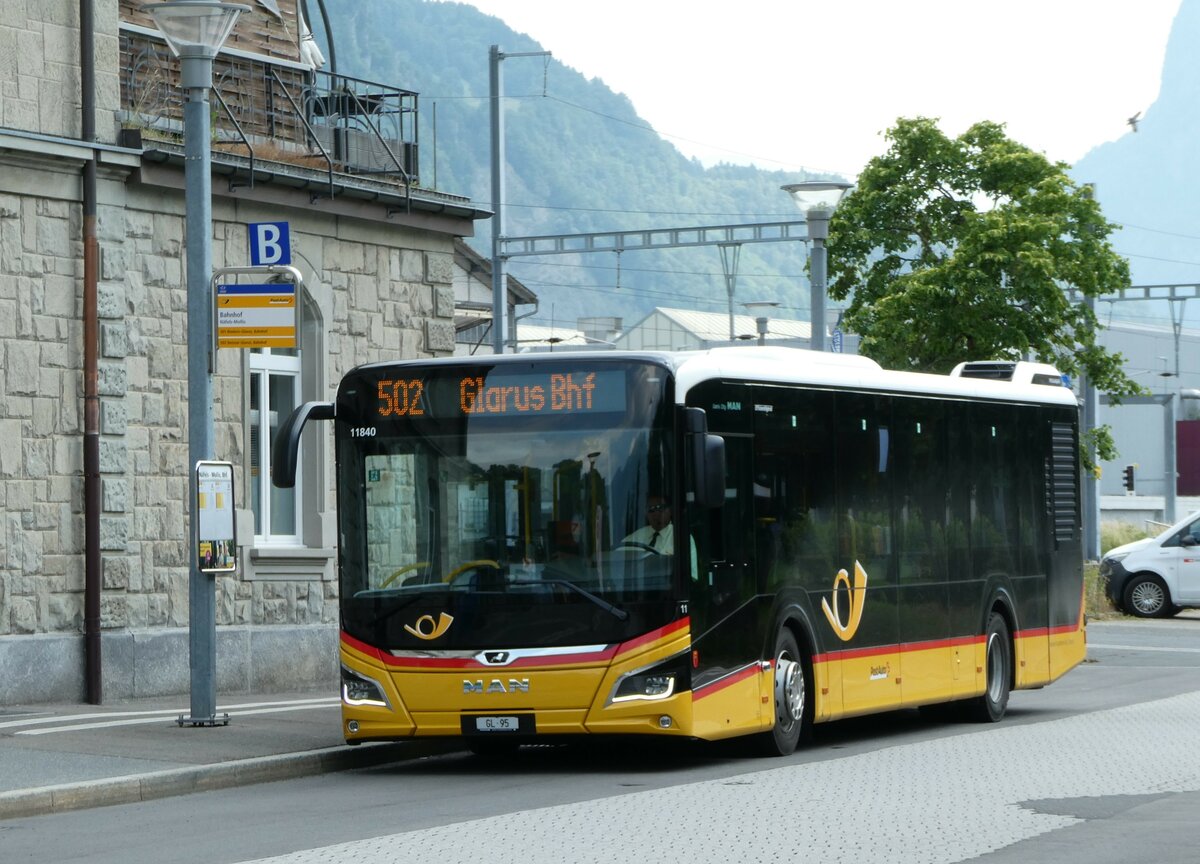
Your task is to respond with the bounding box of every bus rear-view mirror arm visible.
[272,401,335,488]
[685,407,725,509]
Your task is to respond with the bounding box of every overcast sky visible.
[461,0,1181,179]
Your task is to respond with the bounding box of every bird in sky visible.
[1128,111,1141,132]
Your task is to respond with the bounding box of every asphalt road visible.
[3,615,1198,864]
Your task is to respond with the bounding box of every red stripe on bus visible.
[613,616,690,658]
[1048,619,1084,636]
[340,620,691,671]
[384,648,617,670]
[341,631,617,669]
[342,630,388,661]
[900,635,985,653]
[809,616,1085,667]
[692,663,761,701]
[814,634,985,664]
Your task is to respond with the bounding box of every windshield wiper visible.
[365,591,428,627]
[509,578,629,621]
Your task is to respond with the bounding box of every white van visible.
[1100,511,1200,617]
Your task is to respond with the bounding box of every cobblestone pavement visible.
[236,690,1200,864]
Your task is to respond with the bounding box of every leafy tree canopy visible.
[827,117,1144,461]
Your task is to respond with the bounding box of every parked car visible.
[1100,511,1200,617]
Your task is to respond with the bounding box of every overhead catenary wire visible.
[423,73,1200,314]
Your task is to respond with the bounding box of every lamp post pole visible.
[806,209,831,352]
[743,300,779,347]
[148,0,246,726]
[183,53,219,726]
[782,182,852,352]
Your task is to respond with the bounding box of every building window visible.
[249,347,301,544]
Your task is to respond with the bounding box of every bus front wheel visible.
[756,628,810,756]
[968,613,1011,723]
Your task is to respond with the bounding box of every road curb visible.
[0,741,456,821]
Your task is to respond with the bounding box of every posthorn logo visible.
[403,612,454,640]
[821,561,868,642]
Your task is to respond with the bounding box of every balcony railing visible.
[119,30,419,198]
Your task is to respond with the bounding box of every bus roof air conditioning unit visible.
[952,361,1017,381]
[950,360,1067,387]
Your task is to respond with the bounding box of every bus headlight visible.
[610,653,689,704]
[341,665,390,708]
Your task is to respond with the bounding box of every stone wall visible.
[1,0,122,144]
[0,0,476,705]
[1,188,86,638]
[0,152,463,702]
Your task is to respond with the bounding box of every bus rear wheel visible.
[968,613,1011,723]
[756,628,810,756]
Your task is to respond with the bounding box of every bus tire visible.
[756,627,810,756]
[968,612,1011,723]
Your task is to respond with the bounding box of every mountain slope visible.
[322,0,832,328]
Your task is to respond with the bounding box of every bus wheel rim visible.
[986,632,1004,703]
[776,655,804,725]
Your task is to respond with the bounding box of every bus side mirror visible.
[685,407,725,509]
[272,401,334,488]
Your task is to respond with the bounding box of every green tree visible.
[827,117,1143,462]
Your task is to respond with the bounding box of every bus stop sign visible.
[249,221,291,266]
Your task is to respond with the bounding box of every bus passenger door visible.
[891,398,951,706]
[686,389,767,738]
[750,386,840,721]
[832,393,901,716]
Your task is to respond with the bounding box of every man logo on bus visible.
[404,612,454,640]
[821,561,868,641]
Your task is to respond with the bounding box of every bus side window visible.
[752,387,837,594]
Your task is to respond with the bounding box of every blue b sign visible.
[248,221,291,266]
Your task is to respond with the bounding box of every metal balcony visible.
[119,30,419,198]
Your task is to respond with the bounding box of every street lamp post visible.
[147,0,247,726]
[782,181,852,352]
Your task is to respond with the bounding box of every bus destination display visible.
[372,370,627,419]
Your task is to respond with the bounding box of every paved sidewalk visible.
[0,691,455,820]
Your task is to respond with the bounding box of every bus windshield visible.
[335,359,681,651]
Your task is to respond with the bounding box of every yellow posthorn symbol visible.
[404,612,455,640]
[821,561,868,642]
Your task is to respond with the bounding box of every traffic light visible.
[1122,464,1136,493]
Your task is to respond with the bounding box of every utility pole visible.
[489,45,550,355]
[719,243,740,341]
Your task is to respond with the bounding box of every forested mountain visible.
[320,1,1197,333]
[321,0,838,329]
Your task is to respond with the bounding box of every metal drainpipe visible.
[81,0,102,704]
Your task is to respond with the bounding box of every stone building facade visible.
[0,1,492,703]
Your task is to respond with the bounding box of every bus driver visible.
[620,495,698,579]
[620,495,675,553]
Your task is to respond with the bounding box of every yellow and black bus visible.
[273,348,1085,756]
